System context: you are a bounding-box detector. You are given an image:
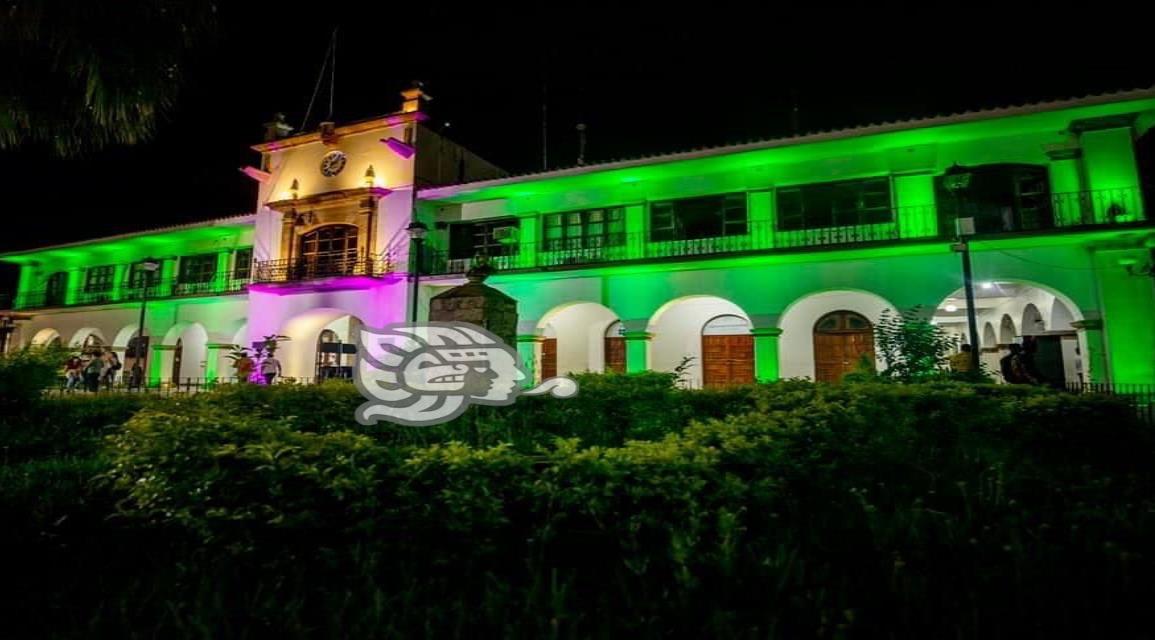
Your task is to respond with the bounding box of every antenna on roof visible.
[576,123,587,166]
[789,88,801,135]
[541,78,549,171]
[300,28,339,132]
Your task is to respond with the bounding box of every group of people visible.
[948,341,1043,384]
[230,349,281,385]
[63,349,131,392]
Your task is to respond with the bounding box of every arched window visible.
[82,333,104,353]
[300,224,358,257]
[298,225,360,278]
[812,311,874,382]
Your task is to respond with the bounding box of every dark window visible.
[127,261,160,289]
[649,194,747,242]
[448,218,519,260]
[299,225,359,257]
[178,254,218,284]
[542,208,626,251]
[776,178,892,231]
[935,164,1053,234]
[84,265,115,292]
[45,272,68,306]
[233,248,253,280]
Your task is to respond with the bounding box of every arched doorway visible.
[604,320,626,373]
[277,309,363,380]
[298,224,359,279]
[315,328,355,380]
[82,333,104,354]
[932,281,1085,385]
[647,295,752,388]
[812,311,874,382]
[535,302,622,380]
[701,315,754,387]
[171,338,183,383]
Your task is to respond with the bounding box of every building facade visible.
[3,89,1155,388]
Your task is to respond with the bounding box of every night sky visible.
[1,6,1153,294]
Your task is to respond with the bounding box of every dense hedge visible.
[2,377,1153,637]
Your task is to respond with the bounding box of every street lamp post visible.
[944,165,982,374]
[406,221,428,323]
[133,258,162,388]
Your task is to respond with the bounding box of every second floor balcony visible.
[425,187,1149,276]
[251,250,395,284]
[13,276,250,311]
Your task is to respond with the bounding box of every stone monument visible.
[428,258,518,346]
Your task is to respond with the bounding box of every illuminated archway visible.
[277,309,364,380]
[536,302,622,378]
[648,295,751,388]
[777,290,896,380]
[932,280,1085,384]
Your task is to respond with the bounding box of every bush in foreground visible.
[74,379,1154,638]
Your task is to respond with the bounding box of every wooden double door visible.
[813,311,874,382]
[701,334,754,388]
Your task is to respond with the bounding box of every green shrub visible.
[9,376,1155,636]
[0,344,70,413]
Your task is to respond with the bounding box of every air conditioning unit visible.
[492,226,520,244]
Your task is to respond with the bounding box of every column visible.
[748,190,775,249]
[215,252,231,293]
[624,204,647,260]
[621,330,651,374]
[14,265,35,309]
[516,215,539,269]
[751,327,783,382]
[1071,317,1107,384]
[155,258,175,298]
[516,334,542,386]
[111,263,128,301]
[893,173,937,239]
[1077,121,1144,222]
[1046,145,1087,226]
[205,343,233,381]
[149,344,175,387]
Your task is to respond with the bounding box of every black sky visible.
[1,5,1153,290]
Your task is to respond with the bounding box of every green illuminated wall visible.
[1,222,254,308]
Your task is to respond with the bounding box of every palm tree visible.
[0,1,216,156]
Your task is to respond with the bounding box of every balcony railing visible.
[14,276,250,311]
[252,250,394,284]
[424,190,1149,276]
[424,217,909,275]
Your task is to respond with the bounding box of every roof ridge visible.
[419,86,1155,197]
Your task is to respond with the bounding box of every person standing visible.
[260,355,281,385]
[64,355,83,390]
[233,350,254,383]
[949,344,975,374]
[102,350,122,389]
[83,354,103,392]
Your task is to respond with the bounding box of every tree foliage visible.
[874,306,958,381]
[0,1,217,156]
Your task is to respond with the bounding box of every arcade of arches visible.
[518,282,1092,386]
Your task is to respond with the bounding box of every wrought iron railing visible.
[46,376,327,395]
[424,217,908,275]
[15,276,251,310]
[251,250,394,283]
[1065,381,1155,424]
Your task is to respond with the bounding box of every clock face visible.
[320,150,347,177]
